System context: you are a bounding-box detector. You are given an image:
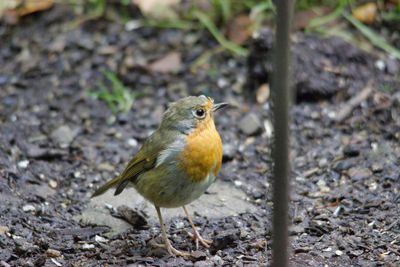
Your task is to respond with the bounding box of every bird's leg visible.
[182,206,212,249]
[154,206,190,257]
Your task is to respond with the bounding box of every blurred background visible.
[0,0,400,266]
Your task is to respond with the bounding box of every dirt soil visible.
[1,6,400,267]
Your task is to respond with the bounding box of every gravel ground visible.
[1,6,399,266]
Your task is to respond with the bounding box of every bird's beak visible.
[212,102,228,112]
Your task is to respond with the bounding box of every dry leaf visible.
[148,52,181,74]
[293,10,319,30]
[225,15,253,45]
[352,2,377,24]
[293,7,333,30]
[1,0,53,24]
[132,0,179,19]
[17,0,53,16]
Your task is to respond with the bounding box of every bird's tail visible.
[91,175,121,198]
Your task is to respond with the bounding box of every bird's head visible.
[161,95,228,134]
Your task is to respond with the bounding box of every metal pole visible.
[272,0,293,266]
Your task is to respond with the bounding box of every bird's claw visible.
[187,231,212,249]
[149,239,191,257]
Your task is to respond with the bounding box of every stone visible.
[290,225,305,235]
[222,143,237,161]
[76,181,256,237]
[238,113,262,136]
[81,243,95,250]
[335,250,344,256]
[0,226,9,235]
[94,235,108,243]
[371,163,383,173]
[50,125,79,148]
[194,260,212,267]
[386,58,399,75]
[256,83,270,104]
[191,250,207,261]
[343,144,360,157]
[48,180,58,189]
[333,160,354,172]
[347,167,372,181]
[97,163,115,172]
[17,160,29,169]
[210,229,239,253]
[46,249,61,258]
[22,205,36,212]
[116,205,148,229]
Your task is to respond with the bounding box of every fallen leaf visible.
[132,0,179,19]
[293,10,319,30]
[148,52,181,74]
[225,15,253,45]
[352,2,377,24]
[1,0,53,24]
[294,7,333,30]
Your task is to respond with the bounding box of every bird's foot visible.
[150,239,191,257]
[187,230,212,249]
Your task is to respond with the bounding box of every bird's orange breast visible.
[178,117,222,182]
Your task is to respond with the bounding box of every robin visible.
[92,95,227,256]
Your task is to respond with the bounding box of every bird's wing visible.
[91,130,176,197]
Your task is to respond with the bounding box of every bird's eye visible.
[193,108,206,119]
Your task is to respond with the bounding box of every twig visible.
[385,219,399,232]
[334,85,373,123]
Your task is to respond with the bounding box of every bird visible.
[92,95,227,256]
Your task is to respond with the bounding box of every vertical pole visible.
[271,0,293,267]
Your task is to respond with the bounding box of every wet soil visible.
[1,6,400,266]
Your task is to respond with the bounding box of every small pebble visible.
[368,181,378,191]
[371,163,383,173]
[256,83,270,104]
[46,248,61,258]
[234,180,242,187]
[386,58,399,75]
[238,113,262,136]
[127,138,138,147]
[174,221,185,229]
[223,143,236,160]
[0,260,11,267]
[48,180,58,189]
[375,60,385,71]
[335,250,344,256]
[50,259,62,267]
[191,250,207,261]
[125,20,141,31]
[348,167,371,181]
[333,160,353,172]
[343,144,360,157]
[82,243,95,250]
[264,120,273,138]
[98,163,115,172]
[318,158,328,168]
[18,160,29,169]
[94,235,108,243]
[210,255,224,265]
[22,205,36,212]
[194,261,211,267]
[51,125,78,148]
[217,78,229,88]
[333,206,342,217]
[0,226,9,235]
